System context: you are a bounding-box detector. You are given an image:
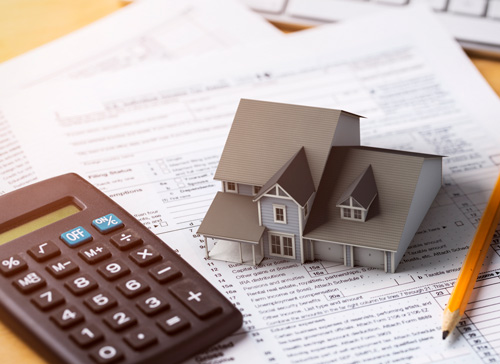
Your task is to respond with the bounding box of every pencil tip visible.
[442,331,449,340]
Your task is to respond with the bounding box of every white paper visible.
[2,6,500,364]
[0,0,281,96]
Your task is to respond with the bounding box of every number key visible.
[97,260,130,281]
[117,277,149,298]
[31,288,65,311]
[65,274,98,296]
[89,344,124,364]
[84,292,117,313]
[136,295,169,316]
[70,324,104,347]
[50,305,84,329]
[103,309,137,331]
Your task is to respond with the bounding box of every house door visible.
[313,241,343,262]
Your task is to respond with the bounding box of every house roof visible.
[214,99,361,189]
[304,146,442,251]
[253,147,315,206]
[336,165,377,209]
[197,192,266,244]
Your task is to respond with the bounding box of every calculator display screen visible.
[0,204,81,245]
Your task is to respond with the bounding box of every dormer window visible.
[336,165,378,223]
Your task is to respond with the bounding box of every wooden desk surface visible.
[0,1,499,363]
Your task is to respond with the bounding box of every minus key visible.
[149,262,182,284]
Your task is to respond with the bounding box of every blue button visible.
[61,226,93,247]
[92,213,124,234]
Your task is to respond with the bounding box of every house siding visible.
[260,196,302,262]
[237,184,254,196]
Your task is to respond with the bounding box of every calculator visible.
[0,173,242,364]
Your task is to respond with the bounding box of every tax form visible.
[3,6,500,364]
[0,0,280,96]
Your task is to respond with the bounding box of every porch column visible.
[252,245,256,266]
[239,242,243,263]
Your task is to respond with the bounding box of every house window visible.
[269,233,295,258]
[273,205,287,224]
[343,208,351,218]
[354,210,362,220]
[253,186,261,195]
[225,182,237,193]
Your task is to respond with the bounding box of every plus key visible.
[169,279,222,319]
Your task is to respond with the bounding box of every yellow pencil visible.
[442,171,500,340]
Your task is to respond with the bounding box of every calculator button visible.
[169,279,222,319]
[110,229,142,251]
[0,255,27,277]
[46,258,79,278]
[129,245,161,267]
[136,295,170,316]
[31,288,65,311]
[92,213,124,234]
[156,312,190,335]
[84,292,118,313]
[13,271,46,294]
[123,328,157,351]
[89,344,124,364]
[116,277,150,298]
[79,243,112,265]
[103,309,137,331]
[65,274,98,296]
[28,241,60,262]
[61,226,93,247]
[97,260,130,281]
[149,262,182,284]
[70,324,104,347]
[50,305,84,329]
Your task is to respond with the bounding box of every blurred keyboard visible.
[241,0,500,57]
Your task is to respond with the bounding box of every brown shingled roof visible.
[214,99,360,189]
[253,147,315,206]
[304,146,441,251]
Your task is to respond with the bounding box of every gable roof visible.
[214,99,361,189]
[304,146,442,251]
[336,165,377,209]
[253,147,315,206]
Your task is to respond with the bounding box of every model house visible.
[197,99,442,273]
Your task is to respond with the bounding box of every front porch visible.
[207,239,264,266]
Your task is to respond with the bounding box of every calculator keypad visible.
[0,204,240,364]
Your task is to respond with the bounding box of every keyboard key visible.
[60,226,93,247]
[448,0,487,16]
[169,279,222,319]
[123,328,158,351]
[156,312,190,335]
[129,245,161,267]
[46,258,79,278]
[13,271,46,293]
[136,295,170,316]
[70,324,104,347]
[148,262,182,284]
[31,288,65,311]
[104,309,137,331]
[92,213,124,234]
[110,229,142,251]
[28,241,60,262]
[79,244,112,265]
[65,274,98,296]
[117,277,149,298]
[89,344,124,364]
[84,292,118,313]
[50,305,84,329]
[0,255,27,277]
[97,260,130,281]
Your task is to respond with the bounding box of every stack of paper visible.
[2,1,500,363]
